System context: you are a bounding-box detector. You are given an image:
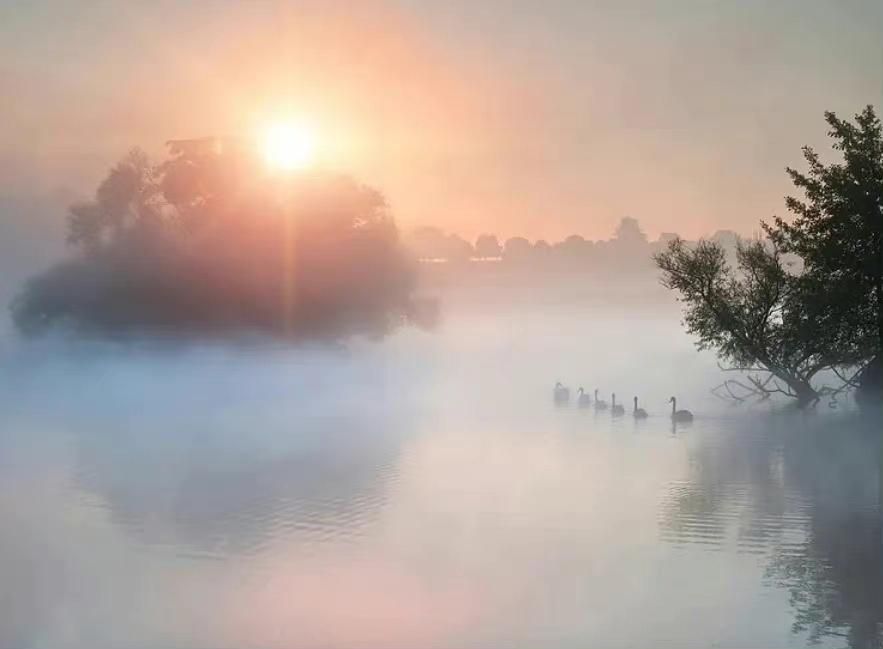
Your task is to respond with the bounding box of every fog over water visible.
[2,1,882,645]
[0,286,880,648]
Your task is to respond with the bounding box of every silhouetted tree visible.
[764,106,883,402]
[557,234,592,256]
[12,144,422,341]
[658,107,882,405]
[474,233,501,259]
[605,217,653,273]
[502,236,532,262]
[710,230,740,248]
[67,149,160,251]
[445,234,474,264]
[612,216,648,246]
[655,237,837,406]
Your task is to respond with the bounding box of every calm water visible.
[1,308,881,648]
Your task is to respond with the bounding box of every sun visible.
[262,121,318,171]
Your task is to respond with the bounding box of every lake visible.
[1,305,880,648]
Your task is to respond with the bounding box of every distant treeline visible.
[404,218,745,273]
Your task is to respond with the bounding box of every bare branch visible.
[717,362,770,373]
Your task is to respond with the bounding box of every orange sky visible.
[2,0,882,242]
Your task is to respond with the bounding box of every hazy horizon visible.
[3,0,882,244]
[2,3,882,647]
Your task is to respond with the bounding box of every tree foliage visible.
[474,233,502,259]
[656,237,825,404]
[657,106,883,405]
[67,149,161,251]
[12,144,426,341]
[764,106,883,400]
[502,236,532,262]
[613,216,648,246]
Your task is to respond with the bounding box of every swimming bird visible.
[593,389,608,410]
[611,393,625,416]
[669,396,693,422]
[633,396,648,419]
[577,387,591,408]
[554,382,570,405]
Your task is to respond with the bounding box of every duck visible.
[633,396,648,419]
[611,393,625,416]
[593,389,608,410]
[669,396,693,422]
[577,387,591,408]
[553,382,570,405]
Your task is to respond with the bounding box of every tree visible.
[558,234,592,254]
[608,217,652,273]
[474,233,501,259]
[656,232,680,247]
[764,106,883,400]
[657,107,882,406]
[655,237,840,406]
[502,236,532,262]
[710,230,740,248]
[444,234,474,264]
[67,148,159,251]
[613,216,648,246]
[12,144,421,341]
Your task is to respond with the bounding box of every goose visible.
[577,387,591,408]
[611,393,625,416]
[633,396,648,419]
[669,396,693,422]
[554,382,570,405]
[593,389,608,410]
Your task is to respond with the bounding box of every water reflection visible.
[661,413,883,648]
[2,339,883,647]
[769,419,883,649]
[73,414,401,556]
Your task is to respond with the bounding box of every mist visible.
[2,274,880,646]
[2,177,879,648]
[4,1,883,241]
[3,1,883,647]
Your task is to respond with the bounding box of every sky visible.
[1,0,882,242]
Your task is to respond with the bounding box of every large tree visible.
[657,106,882,406]
[656,237,833,406]
[12,142,423,341]
[764,106,883,400]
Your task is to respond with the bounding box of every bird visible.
[669,396,693,422]
[554,382,570,405]
[593,389,608,410]
[633,396,648,419]
[577,387,591,408]
[611,393,625,416]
